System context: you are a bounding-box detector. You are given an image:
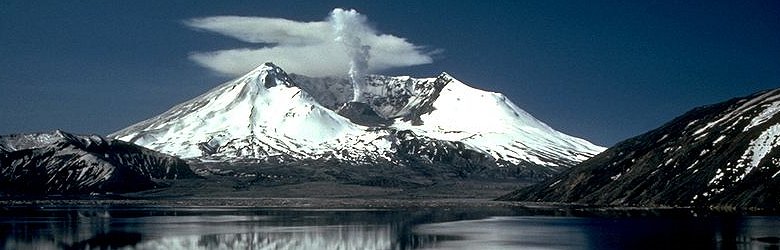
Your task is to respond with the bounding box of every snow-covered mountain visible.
[112,62,603,177]
[500,88,780,210]
[0,130,196,195]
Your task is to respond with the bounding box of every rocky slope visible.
[500,88,780,210]
[0,130,196,195]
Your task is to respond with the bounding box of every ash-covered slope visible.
[0,130,196,195]
[500,89,780,210]
[112,62,603,180]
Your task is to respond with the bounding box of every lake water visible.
[1,205,778,249]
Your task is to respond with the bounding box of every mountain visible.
[111,62,603,180]
[0,130,197,195]
[499,88,780,210]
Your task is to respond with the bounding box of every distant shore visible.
[0,197,517,209]
[1,198,775,216]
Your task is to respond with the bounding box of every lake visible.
[1,205,778,249]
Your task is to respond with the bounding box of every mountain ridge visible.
[0,130,197,195]
[499,88,780,210]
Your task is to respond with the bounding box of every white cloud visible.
[184,10,434,77]
[185,16,330,45]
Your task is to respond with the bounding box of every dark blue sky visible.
[1,0,778,146]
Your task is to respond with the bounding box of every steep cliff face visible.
[500,89,780,210]
[0,130,196,195]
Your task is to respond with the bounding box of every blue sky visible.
[1,0,778,146]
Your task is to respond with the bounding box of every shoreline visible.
[0,197,518,209]
[1,198,776,215]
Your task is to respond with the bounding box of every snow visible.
[0,130,70,151]
[684,89,780,191]
[693,89,780,140]
[732,123,780,182]
[744,101,780,131]
[390,73,604,165]
[708,123,780,190]
[708,168,724,186]
[112,63,373,159]
[713,135,726,145]
[111,62,604,167]
[685,120,699,129]
[687,160,699,170]
[692,122,715,138]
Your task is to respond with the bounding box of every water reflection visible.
[413,216,780,250]
[0,208,413,250]
[0,206,778,250]
[130,224,395,250]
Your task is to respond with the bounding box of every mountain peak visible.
[245,62,295,89]
[111,62,360,159]
[249,62,283,73]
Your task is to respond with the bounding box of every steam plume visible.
[184,9,434,81]
[330,8,371,102]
